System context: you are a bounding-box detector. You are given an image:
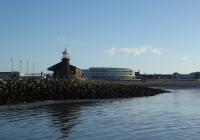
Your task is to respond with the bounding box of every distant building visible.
[20,73,47,79]
[172,72,200,80]
[82,67,135,80]
[48,49,81,79]
[135,71,200,80]
[0,72,47,80]
[136,72,173,80]
[0,72,20,79]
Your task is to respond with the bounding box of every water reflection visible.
[0,101,95,140]
[48,102,83,138]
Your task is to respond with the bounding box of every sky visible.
[1,0,200,74]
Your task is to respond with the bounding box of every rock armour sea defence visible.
[0,79,167,105]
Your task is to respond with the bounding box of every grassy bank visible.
[0,79,167,105]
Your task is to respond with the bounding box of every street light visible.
[19,60,22,73]
[26,61,29,75]
[11,58,13,73]
[32,63,35,75]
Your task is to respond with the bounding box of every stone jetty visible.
[0,79,167,105]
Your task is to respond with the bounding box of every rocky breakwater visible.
[0,79,167,105]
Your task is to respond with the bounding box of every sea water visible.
[0,89,200,140]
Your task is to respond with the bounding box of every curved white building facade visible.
[82,67,135,80]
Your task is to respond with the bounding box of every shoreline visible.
[0,99,98,109]
[0,97,158,109]
[110,80,200,89]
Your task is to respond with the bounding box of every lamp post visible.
[26,61,29,75]
[11,58,13,73]
[32,63,35,75]
[19,60,22,73]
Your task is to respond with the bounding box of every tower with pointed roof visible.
[62,48,70,60]
[47,48,81,79]
[61,48,71,78]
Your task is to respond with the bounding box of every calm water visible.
[1,89,200,140]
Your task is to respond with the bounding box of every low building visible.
[0,72,20,79]
[135,71,200,80]
[20,73,47,79]
[48,49,81,79]
[172,72,200,80]
[0,72,47,80]
[82,67,135,80]
[136,72,173,80]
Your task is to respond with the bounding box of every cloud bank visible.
[105,47,162,56]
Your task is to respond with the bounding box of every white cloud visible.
[56,37,80,46]
[121,47,147,56]
[105,47,117,56]
[105,46,162,56]
[56,37,66,44]
[180,56,190,62]
[148,47,162,55]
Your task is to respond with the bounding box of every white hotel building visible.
[82,67,135,80]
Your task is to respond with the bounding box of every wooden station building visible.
[47,49,81,79]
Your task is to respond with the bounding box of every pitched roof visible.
[47,61,77,71]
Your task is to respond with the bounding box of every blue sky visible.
[0,0,200,74]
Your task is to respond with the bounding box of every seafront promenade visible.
[0,79,166,105]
